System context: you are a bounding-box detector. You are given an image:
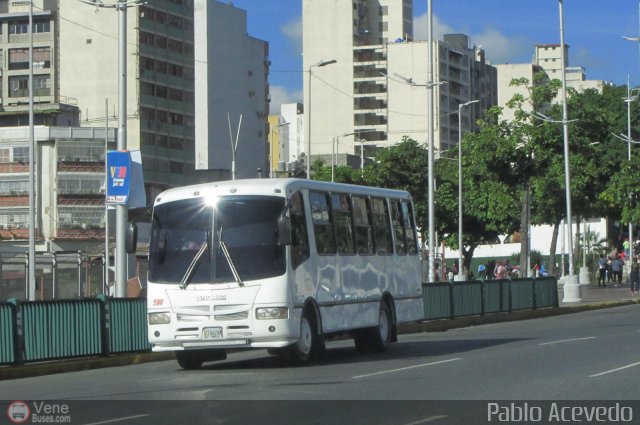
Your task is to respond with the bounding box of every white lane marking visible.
[83,414,150,425]
[352,358,461,379]
[539,336,596,346]
[404,415,449,425]
[590,362,640,378]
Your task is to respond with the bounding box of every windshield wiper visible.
[218,226,244,287]
[179,241,209,290]
[219,239,244,287]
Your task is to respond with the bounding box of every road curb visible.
[0,352,175,381]
[1,300,637,381]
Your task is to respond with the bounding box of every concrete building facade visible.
[194,0,269,181]
[57,0,196,202]
[302,0,496,163]
[280,102,303,165]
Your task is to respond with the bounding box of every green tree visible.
[435,107,522,273]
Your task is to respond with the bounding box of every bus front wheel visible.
[288,309,323,363]
[176,351,203,370]
[176,349,227,370]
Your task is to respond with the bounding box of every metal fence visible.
[422,277,559,320]
[0,252,108,301]
[0,297,150,366]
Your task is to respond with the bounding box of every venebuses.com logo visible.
[7,401,30,424]
[7,401,71,424]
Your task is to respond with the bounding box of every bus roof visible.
[154,178,412,206]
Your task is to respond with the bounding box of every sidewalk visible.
[559,283,639,307]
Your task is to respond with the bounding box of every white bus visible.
[146,178,424,369]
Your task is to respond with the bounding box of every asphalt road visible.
[1,305,639,424]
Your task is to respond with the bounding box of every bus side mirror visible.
[277,214,292,246]
[126,223,138,254]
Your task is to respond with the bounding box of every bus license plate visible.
[203,327,223,339]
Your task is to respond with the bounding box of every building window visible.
[13,147,28,163]
[154,10,166,24]
[168,87,182,101]
[33,74,51,96]
[0,148,10,163]
[33,20,50,33]
[156,85,167,98]
[156,61,167,74]
[139,31,154,46]
[156,36,166,49]
[33,47,51,68]
[9,48,28,70]
[9,76,28,97]
[9,20,28,34]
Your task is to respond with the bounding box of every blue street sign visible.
[106,151,131,205]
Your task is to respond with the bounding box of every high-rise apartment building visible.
[194,1,270,181]
[497,44,608,121]
[302,0,496,163]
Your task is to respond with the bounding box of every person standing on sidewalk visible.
[597,254,607,287]
[630,257,640,295]
[611,254,624,287]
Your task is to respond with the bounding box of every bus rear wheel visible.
[353,301,393,353]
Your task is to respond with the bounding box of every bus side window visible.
[371,197,392,255]
[310,191,336,255]
[391,200,407,255]
[290,191,309,268]
[352,196,373,255]
[402,201,418,255]
[331,193,355,255]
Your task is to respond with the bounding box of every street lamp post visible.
[624,78,639,263]
[359,139,366,172]
[558,0,581,301]
[306,59,337,179]
[456,100,478,281]
[427,0,435,283]
[332,131,357,182]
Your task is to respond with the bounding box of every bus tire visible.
[176,351,204,370]
[370,301,393,352]
[288,308,322,363]
[176,349,226,369]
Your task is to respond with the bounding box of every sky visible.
[226,0,640,113]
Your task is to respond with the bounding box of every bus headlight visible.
[148,312,171,325]
[256,307,289,320]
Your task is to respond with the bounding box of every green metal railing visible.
[423,277,559,320]
[4,296,150,365]
[0,302,16,365]
[20,300,103,362]
[107,298,151,353]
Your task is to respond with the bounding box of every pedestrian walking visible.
[597,254,607,287]
[631,257,640,295]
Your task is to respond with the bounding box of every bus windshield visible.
[148,195,286,285]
